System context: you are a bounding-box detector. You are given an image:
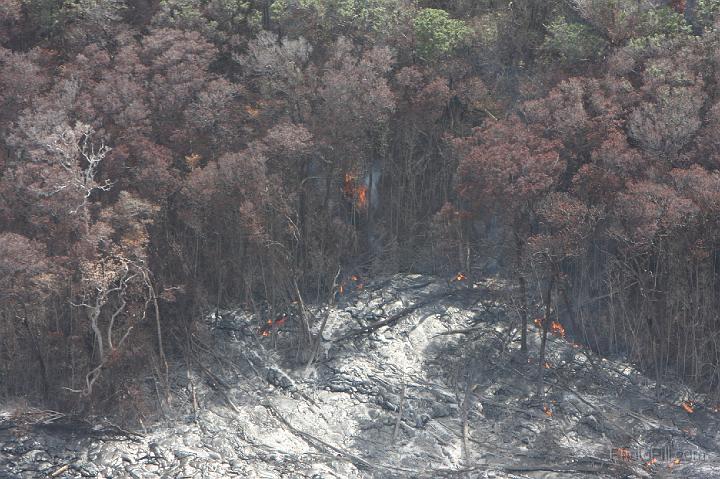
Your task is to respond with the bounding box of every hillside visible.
[2,275,719,478]
[4,0,720,419]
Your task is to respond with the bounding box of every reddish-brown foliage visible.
[455,117,563,213]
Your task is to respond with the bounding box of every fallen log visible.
[334,289,466,341]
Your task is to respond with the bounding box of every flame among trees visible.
[451,19,720,395]
[343,173,369,210]
[3,0,720,414]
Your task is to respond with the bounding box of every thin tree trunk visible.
[20,304,49,397]
[519,275,528,353]
[515,227,528,353]
[537,272,556,397]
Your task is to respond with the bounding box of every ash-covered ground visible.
[2,274,720,478]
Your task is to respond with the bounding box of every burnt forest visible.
[3,1,720,478]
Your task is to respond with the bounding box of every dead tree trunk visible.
[519,275,528,353]
[537,272,556,397]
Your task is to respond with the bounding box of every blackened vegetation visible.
[1,0,720,416]
[2,275,718,477]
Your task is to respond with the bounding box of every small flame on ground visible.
[533,319,566,339]
[452,273,467,282]
[668,458,681,468]
[550,321,566,338]
[338,275,364,295]
[543,404,553,417]
[259,314,289,337]
[544,361,552,369]
[681,402,694,413]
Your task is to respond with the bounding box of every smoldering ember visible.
[5,1,720,479]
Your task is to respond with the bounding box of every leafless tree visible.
[46,122,114,213]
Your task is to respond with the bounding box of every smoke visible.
[364,161,383,258]
[363,161,382,211]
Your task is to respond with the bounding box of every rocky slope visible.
[2,274,720,478]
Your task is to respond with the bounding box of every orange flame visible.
[260,314,288,336]
[343,173,368,210]
[645,457,657,467]
[452,273,467,282]
[543,404,553,417]
[533,318,543,328]
[544,361,552,369]
[681,402,694,413]
[550,321,566,338]
[356,185,368,209]
[351,274,359,281]
[668,458,680,468]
